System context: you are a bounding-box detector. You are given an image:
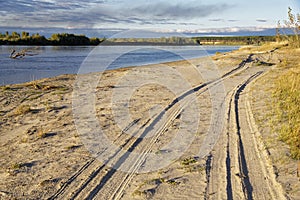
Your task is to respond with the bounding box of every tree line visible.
[0,32,104,46]
[0,31,278,46]
[192,36,276,45]
[102,36,277,46]
[103,37,198,45]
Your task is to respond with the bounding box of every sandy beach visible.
[0,45,299,199]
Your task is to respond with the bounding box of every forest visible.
[0,31,277,46]
[0,32,103,45]
[103,36,276,45]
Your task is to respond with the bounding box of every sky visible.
[0,0,299,37]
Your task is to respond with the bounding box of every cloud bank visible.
[0,0,232,28]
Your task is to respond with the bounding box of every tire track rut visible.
[49,53,282,200]
[206,51,286,200]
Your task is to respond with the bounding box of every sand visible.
[0,45,298,199]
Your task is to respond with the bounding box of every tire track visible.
[233,72,264,200]
[233,70,286,200]
[48,118,144,199]
[206,63,286,200]
[242,71,286,199]
[48,159,96,200]
[49,54,255,200]
[225,91,235,200]
[204,154,213,200]
[203,47,289,200]
[97,55,255,200]
[205,59,258,200]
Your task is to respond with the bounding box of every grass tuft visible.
[37,128,47,139]
[11,162,23,169]
[14,105,31,115]
[181,157,197,166]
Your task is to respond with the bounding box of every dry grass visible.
[11,162,23,170]
[271,45,300,159]
[37,128,48,139]
[14,105,31,115]
[0,86,11,91]
[180,157,197,166]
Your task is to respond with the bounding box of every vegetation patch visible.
[1,86,11,91]
[14,105,32,115]
[182,164,206,173]
[254,60,275,66]
[270,13,300,159]
[65,145,82,150]
[272,69,300,159]
[36,128,56,139]
[166,179,180,186]
[181,157,197,166]
[0,32,103,46]
[278,7,300,48]
[11,162,24,170]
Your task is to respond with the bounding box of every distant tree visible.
[11,32,20,39]
[247,37,252,45]
[32,33,40,38]
[283,7,300,47]
[21,31,29,39]
[50,33,60,41]
[31,34,48,45]
[0,32,5,38]
[276,21,282,43]
[49,33,92,45]
[89,37,101,45]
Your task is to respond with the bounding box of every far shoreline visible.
[0,31,276,46]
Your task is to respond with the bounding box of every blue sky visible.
[0,0,298,36]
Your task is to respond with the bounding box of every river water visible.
[0,45,239,85]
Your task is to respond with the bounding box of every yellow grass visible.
[14,105,31,115]
[272,46,300,159]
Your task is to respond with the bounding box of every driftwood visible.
[9,49,38,59]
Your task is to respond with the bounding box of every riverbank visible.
[0,44,298,199]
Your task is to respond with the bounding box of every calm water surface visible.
[0,45,239,85]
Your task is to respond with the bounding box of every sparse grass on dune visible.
[271,45,300,159]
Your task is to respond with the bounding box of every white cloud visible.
[155,25,277,34]
[0,0,233,29]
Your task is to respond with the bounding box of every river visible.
[0,45,239,85]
